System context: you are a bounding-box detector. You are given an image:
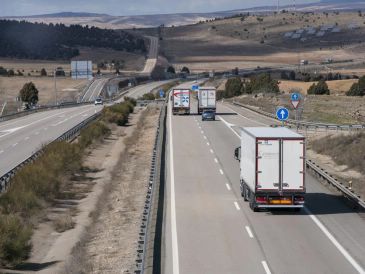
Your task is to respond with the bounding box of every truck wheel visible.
[249,193,258,212]
[243,185,249,202]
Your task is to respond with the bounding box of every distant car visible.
[202,110,215,121]
[94,98,103,105]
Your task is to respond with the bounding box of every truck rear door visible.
[201,90,208,107]
[207,90,216,108]
[282,140,305,191]
[173,89,190,108]
[257,140,280,191]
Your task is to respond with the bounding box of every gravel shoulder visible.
[13,107,147,274]
[63,105,161,273]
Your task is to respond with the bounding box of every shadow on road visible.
[11,261,60,271]
[268,192,364,215]
[188,112,237,116]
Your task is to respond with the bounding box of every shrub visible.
[124,96,137,106]
[40,68,47,76]
[346,76,365,96]
[245,73,280,94]
[307,80,330,95]
[225,77,243,98]
[0,214,32,266]
[19,82,39,106]
[79,122,110,148]
[141,93,155,100]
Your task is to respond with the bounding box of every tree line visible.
[0,20,146,60]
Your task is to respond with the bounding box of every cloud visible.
[0,0,319,16]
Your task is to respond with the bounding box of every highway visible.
[0,81,168,179]
[142,36,158,74]
[163,85,365,273]
[81,78,109,102]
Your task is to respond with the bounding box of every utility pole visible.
[54,68,57,106]
[277,0,280,13]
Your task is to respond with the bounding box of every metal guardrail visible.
[135,103,166,273]
[231,101,365,209]
[0,112,101,193]
[232,101,365,131]
[306,160,365,209]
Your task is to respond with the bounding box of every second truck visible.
[197,87,216,115]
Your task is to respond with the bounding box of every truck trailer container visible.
[234,127,306,211]
[197,87,216,114]
[172,89,190,115]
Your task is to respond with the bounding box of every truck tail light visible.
[256,196,267,204]
[294,196,305,204]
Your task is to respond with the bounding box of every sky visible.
[0,0,321,16]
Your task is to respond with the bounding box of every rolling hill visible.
[2,1,365,29]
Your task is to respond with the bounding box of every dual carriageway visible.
[0,77,364,274]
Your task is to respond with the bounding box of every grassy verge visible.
[311,133,365,173]
[0,99,136,267]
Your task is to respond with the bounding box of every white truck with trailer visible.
[234,127,306,212]
[197,87,216,114]
[172,88,190,115]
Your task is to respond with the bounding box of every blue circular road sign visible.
[276,107,289,121]
[291,93,300,101]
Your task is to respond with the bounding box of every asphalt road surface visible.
[0,81,167,179]
[163,94,365,273]
[81,78,109,102]
[142,36,158,74]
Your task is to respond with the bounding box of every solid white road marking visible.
[0,150,4,154]
[220,106,365,274]
[262,261,272,274]
[225,183,231,191]
[210,149,214,154]
[206,142,210,146]
[234,201,240,210]
[203,136,207,140]
[214,158,218,163]
[218,115,240,138]
[12,143,18,147]
[169,102,180,274]
[219,169,224,175]
[304,207,365,274]
[201,130,204,134]
[223,104,268,126]
[245,226,254,238]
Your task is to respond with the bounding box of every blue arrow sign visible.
[159,89,165,98]
[192,85,199,91]
[276,107,289,121]
[291,93,300,101]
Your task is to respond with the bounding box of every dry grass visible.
[0,76,87,106]
[65,105,160,273]
[279,79,357,95]
[311,133,365,198]
[53,214,75,233]
[235,93,365,124]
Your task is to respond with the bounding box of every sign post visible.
[290,93,301,129]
